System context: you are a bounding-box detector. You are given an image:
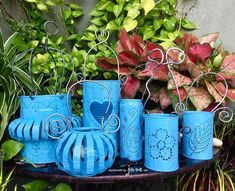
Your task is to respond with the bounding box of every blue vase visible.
[144,114,179,172]
[182,111,213,160]
[82,80,120,149]
[8,94,81,164]
[120,99,143,161]
[55,127,117,177]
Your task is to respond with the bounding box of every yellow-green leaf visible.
[141,0,155,15]
[123,17,137,32]
[36,3,48,11]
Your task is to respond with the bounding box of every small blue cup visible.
[144,114,179,172]
[182,111,213,160]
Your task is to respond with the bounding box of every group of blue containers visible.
[8,78,214,176]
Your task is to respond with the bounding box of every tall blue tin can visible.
[144,114,179,172]
[120,99,143,161]
[8,94,81,164]
[182,111,213,160]
[83,80,120,149]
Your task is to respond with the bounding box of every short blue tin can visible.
[182,111,213,160]
[55,127,117,177]
[8,94,81,164]
[144,114,179,172]
[83,80,120,148]
[120,99,143,161]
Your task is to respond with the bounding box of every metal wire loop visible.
[83,29,120,80]
[185,71,233,123]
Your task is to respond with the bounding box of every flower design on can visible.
[148,129,176,161]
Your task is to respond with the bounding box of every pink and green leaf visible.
[159,87,171,110]
[184,86,213,111]
[96,57,133,74]
[172,88,187,101]
[137,61,168,81]
[167,70,192,89]
[188,43,213,62]
[132,33,145,57]
[199,32,219,45]
[205,80,223,102]
[117,29,132,52]
[119,51,139,66]
[213,82,235,101]
[121,76,140,98]
[217,54,235,80]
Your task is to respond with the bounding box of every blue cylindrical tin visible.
[120,99,143,161]
[55,127,117,177]
[144,114,179,172]
[8,94,81,164]
[182,111,213,160]
[83,80,120,148]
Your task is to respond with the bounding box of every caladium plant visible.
[96,29,235,112]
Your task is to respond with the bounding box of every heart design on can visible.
[90,101,113,124]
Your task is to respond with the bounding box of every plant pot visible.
[144,114,179,172]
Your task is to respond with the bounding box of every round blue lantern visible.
[55,127,117,177]
[8,94,81,164]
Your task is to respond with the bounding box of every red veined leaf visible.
[199,32,219,44]
[119,51,139,66]
[117,29,132,52]
[176,33,198,54]
[167,70,192,89]
[137,61,168,81]
[159,87,171,110]
[121,76,140,98]
[205,80,223,103]
[96,57,133,74]
[213,82,235,101]
[172,88,187,101]
[141,41,165,62]
[217,54,235,80]
[132,33,145,57]
[184,86,213,111]
[189,43,213,62]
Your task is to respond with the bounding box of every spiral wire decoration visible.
[185,71,234,123]
[143,47,186,114]
[11,21,77,139]
[80,29,121,133]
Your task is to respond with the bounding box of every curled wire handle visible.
[28,46,67,96]
[44,21,59,50]
[83,29,120,80]
[67,79,120,133]
[143,48,165,109]
[185,71,233,123]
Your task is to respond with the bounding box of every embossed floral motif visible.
[148,129,176,161]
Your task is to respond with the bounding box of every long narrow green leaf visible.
[224,172,235,191]
[6,45,18,63]
[0,29,4,53]
[4,32,18,53]
[0,103,9,141]
[0,92,6,113]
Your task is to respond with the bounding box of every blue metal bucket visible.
[144,114,179,172]
[8,94,81,164]
[120,99,143,161]
[182,111,213,160]
[83,80,120,147]
[55,127,117,177]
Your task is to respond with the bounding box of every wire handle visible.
[185,71,233,123]
[143,47,185,114]
[83,29,120,80]
[67,79,120,133]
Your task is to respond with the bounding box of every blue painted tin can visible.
[120,99,143,161]
[55,127,117,177]
[144,114,179,172]
[83,80,120,148]
[182,111,213,160]
[8,94,81,164]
